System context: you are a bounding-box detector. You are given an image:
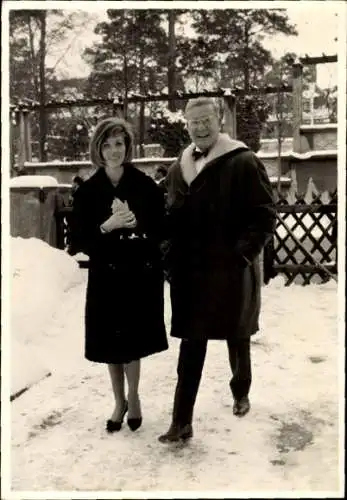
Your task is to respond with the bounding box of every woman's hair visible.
[72,175,84,186]
[89,117,134,168]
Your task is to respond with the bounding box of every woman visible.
[71,117,168,433]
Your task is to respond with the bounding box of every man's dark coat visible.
[164,134,276,341]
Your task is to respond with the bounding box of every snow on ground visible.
[8,238,342,496]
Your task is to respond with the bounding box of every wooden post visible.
[292,60,303,153]
[222,95,237,138]
[112,101,123,118]
[10,111,16,175]
[18,111,26,171]
[38,10,47,162]
[25,111,32,162]
[18,110,32,171]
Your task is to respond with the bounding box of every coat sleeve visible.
[70,183,105,257]
[158,161,180,278]
[161,160,182,239]
[136,175,166,243]
[233,152,276,266]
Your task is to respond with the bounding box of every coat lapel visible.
[179,134,248,187]
[180,143,198,186]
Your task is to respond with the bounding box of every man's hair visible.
[185,97,219,117]
[89,117,134,168]
[72,175,84,186]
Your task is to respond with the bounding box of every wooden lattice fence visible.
[267,189,337,286]
[55,188,338,285]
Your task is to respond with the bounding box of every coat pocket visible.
[238,259,261,332]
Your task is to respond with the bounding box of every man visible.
[159,97,276,443]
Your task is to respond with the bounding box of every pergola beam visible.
[10,85,293,112]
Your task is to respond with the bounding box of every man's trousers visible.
[171,337,252,426]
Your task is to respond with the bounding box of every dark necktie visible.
[192,148,209,161]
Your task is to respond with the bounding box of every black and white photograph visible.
[1,0,345,497]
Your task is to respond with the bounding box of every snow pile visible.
[10,175,58,188]
[11,237,85,396]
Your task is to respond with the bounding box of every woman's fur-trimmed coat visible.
[71,165,168,363]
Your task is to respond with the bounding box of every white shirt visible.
[193,147,208,174]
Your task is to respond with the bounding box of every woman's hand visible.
[100,197,137,233]
[112,198,129,214]
[102,209,137,232]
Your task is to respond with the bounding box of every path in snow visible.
[11,275,341,493]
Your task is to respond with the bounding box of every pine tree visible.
[83,11,168,102]
[9,9,93,161]
[190,9,298,90]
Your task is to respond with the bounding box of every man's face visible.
[186,104,220,151]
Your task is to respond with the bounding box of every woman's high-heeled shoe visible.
[127,417,142,431]
[106,401,128,433]
[127,395,142,431]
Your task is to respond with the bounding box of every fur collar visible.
[180,133,247,186]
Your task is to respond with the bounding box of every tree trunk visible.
[243,22,250,92]
[122,12,129,120]
[38,11,47,162]
[27,14,39,100]
[139,51,145,157]
[123,54,129,120]
[168,11,176,112]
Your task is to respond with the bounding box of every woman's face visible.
[101,133,126,169]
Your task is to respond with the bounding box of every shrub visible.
[236,95,271,152]
[147,109,189,157]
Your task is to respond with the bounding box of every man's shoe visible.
[158,423,193,443]
[233,396,250,417]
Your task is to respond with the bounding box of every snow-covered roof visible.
[257,150,337,160]
[300,123,337,131]
[10,175,59,188]
[20,148,337,174]
[24,161,90,168]
[133,157,174,164]
[269,176,292,184]
[289,149,337,160]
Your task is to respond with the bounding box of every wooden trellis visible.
[10,52,337,167]
[268,189,337,286]
[10,84,294,168]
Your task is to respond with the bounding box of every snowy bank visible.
[11,237,85,397]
